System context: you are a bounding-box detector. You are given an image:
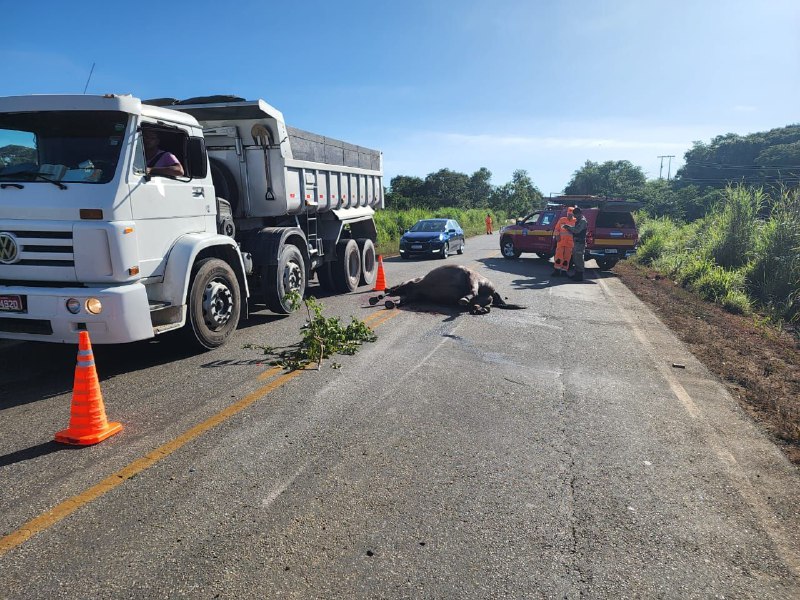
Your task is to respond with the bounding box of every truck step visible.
[149,301,172,311]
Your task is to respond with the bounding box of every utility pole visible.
[658,155,675,180]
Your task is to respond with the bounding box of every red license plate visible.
[0,294,25,312]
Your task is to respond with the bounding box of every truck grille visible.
[0,229,74,267]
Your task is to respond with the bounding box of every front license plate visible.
[411,244,422,250]
[605,249,618,254]
[0,294,25,312]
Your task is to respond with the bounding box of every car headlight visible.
[439,233,445,241]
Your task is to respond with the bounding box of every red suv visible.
[499,196,639,270]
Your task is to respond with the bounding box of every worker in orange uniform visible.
[551,207,575,277]
[485,213,493,235]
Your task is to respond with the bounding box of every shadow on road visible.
[0,440,76,467]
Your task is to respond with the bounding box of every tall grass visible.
[704,185,764,269]
[632,185,800,321]
[745,188,800,322]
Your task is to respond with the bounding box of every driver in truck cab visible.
[143,129,184,177]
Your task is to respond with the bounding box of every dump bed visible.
[166,97,384,219]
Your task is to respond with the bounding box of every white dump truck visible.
[0,94,383,348]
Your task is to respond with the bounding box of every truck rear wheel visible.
[186,258,241,350]
[357,238,377,287]
[333,239,361,293]
[265,244,306,314]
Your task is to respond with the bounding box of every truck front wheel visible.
[186,258,241,350]
[265,244,306,314]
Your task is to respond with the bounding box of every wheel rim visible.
[502,241,515,256]
[203,279,234,329]
[283,259,304,293]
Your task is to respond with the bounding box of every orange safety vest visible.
[553,215,575,245]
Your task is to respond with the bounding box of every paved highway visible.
[1,233,798,598]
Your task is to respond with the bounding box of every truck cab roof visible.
[0,94,201,128]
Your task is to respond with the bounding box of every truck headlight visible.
[86,298,103,314]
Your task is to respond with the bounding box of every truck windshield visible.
[0,111,128,185]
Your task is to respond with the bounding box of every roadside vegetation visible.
[634,185,799,324]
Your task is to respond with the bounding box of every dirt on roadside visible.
[614,261,800,466]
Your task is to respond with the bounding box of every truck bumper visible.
[0,282,155,344]
[587,248,636,260]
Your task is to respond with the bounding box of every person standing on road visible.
[485,213,493,235]
[562,207,588,281]
[551,207,575,277]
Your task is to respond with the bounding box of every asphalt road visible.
[1,234,798,599]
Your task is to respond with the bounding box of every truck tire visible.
[333,239,361,293]
[265,244,306,314]
[357,238,377,287]
[185,258,241,350]
[209,158,239,215]
[535,252,553,260]
[501,237,521,259]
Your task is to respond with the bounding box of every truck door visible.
[128,126,212,278]
[522,210,557,253]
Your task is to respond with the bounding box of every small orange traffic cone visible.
[55,331,122,446]
[373,255,387,292]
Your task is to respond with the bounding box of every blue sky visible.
[2,0,798,196]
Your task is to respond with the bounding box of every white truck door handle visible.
[192,187,205,197]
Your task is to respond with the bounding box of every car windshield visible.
[410,220,447,233]
[0,110,129,185]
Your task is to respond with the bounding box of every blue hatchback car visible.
[399,218,465,259]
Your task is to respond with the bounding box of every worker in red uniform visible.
[485,213,493,235]
[551,207,575,277]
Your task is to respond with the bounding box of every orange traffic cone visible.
[373,255,387,292]
[55,331,122,446]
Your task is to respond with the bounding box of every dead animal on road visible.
[370,265,525,315]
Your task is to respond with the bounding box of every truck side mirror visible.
[186,137,208,179]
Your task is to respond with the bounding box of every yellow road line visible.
[366,308,403,329]
[0,310,402,558]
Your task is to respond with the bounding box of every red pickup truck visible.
[499,196,640,270]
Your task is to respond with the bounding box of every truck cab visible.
[0,94,247,348]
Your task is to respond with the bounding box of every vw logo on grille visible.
[0,232,20,264]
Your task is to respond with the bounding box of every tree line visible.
[385,123,800,223]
